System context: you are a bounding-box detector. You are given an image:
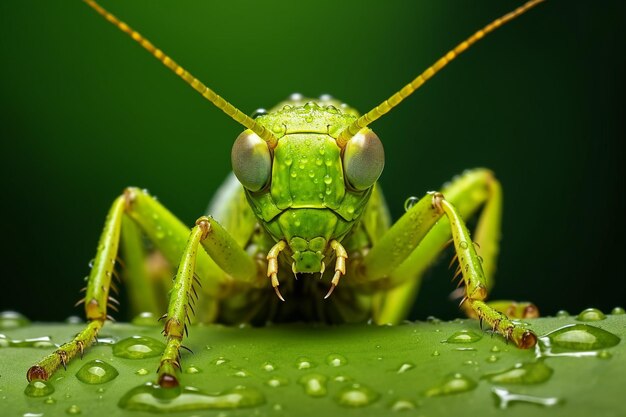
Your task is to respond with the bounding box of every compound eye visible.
[231,130,272,191]
[343,129,384,191]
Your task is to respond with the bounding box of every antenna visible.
[336,0,545,148]
[83,0,279,148]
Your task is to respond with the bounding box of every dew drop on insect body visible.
[334,383,379,407]
[445,330,482,344]
[298,374,327,397]
[539,324,620,357]
[424,373,477,397]
[482,360,553,384]
[112,336,165,359]
[404,197,419,212]
[118,382,265,412]
[66,405,82,415]
[24,380,55,397]
[326,354,347,367]
[491,387,561,409]
[76,359,119,384]
[576,308,606,321]
[0,311,30,330]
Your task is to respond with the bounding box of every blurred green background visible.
[0,1,623,322]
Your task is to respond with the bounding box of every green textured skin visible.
[246,100,374,274]
[212,98,383,324]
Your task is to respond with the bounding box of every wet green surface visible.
[0,314,624,416]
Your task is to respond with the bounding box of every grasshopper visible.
[28,0,543,387]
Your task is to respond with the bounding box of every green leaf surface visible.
[1,314,624,416]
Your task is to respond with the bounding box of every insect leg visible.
[26,187,251,381]
[158,216,257,387]
[356,169,536,348]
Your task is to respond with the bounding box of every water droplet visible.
[427,316,441,324]
[44,396,56,405]
[131,312,160,326]
[492,387,561,409]
[396,363,414,374]
[66,405,81,415]
[482,360,553,384]
[185,365,201,374]
[233,370,250,378]
[598,350,612,359]
[611,306,625,315]
[118,382,265,412]
[333,375,351,382]
[24,380,55,397]
[0,311,30,330]
[463,360,478,366]
[323,175,332,185]
[432,350,440,357]
[262,362,275,372]
[404,197,419,212]
[272,124,286,135]
[65,315,83,324]
[298,374,327,397]
[445,329,482,344]
[326,354,347,367]
[576,308,606,321]
[555,310,569,318]
[213,357,229,366]
[490,345,501,352]
[334,383,379,407]
[135,368,149,376]
[326,105,339,114]
[424,373,477,397]
[112,336,165,359]
[296,357,315,370]
[76,359,119,384]
[2,335,53,348]
[305,115,314,123]
[265,377,288,388]
[459,241,469,249]
[390,399,416,411]
[486,355,499,363]
[539,324,620,357]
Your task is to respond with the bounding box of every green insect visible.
[28,0,544,387]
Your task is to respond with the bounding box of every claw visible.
[274,286,285,302]
[324,240,347,300]
[324,284,336,299]
[267,240,287,301]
